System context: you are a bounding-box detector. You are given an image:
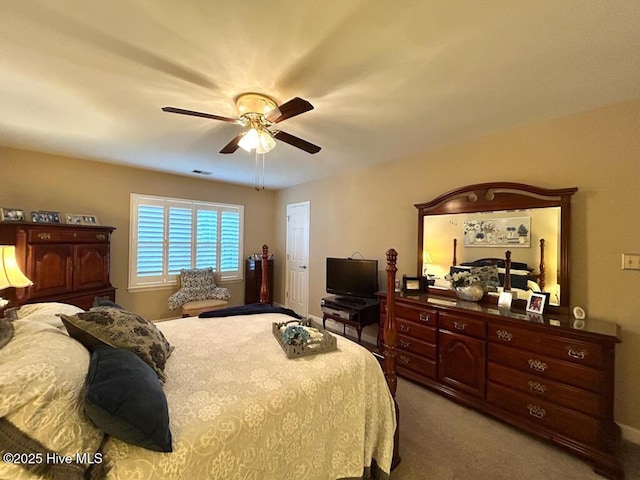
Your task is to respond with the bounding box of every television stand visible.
[320,296,379,344]
[335,296,367,306]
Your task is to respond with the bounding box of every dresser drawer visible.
[27,228,110,244]
[488,362,601,417]
[397,319,436,343]
[397,350,437,379]
[488,343,601,392]
[488,323,603,368]
[439,312,486,339]
[398,334,436,360]
[388,302,438,327]
[487,383,600,447]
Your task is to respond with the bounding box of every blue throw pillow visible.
[84,345,172,452]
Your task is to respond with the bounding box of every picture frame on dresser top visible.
[80,214,99,225]
[65,213,84,225]
[402,275,422,294]
[0,207,25,222]
[31,210,61,223]
[526,292,546,314]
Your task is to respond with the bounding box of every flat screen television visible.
[326,257,378,300]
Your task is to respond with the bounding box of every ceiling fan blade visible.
[273,130,321,154]
[162,106,239,124]
[265,97,314,123]
[220,133,244,154]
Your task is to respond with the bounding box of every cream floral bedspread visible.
[100,313,396,480]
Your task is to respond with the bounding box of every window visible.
[129,194,244,290]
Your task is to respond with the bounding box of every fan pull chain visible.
[254,152,266,191]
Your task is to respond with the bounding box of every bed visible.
[431,238,546,301]
[0,246,400,480]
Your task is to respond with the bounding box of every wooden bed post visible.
[383,249,398,395]
[260,245,270,304]
[383,248,401,470]
[452,238,458,266]
[539,239,546,290]
[504,250,512,292]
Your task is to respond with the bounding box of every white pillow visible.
[0,320,103,480]
[7,302,84,330]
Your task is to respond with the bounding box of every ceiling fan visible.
[162,93,321,155]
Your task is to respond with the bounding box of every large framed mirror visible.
[416,183,577,314]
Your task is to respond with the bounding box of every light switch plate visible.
[621,253,640,270]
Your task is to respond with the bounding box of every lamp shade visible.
[0,245,32,290]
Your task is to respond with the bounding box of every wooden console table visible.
[377,291,622,479]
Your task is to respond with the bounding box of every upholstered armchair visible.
[168,268,231,317]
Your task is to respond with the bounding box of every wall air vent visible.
[192,169,212,175]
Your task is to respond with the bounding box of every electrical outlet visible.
[621,253,640,270]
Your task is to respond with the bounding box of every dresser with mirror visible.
[378,182,622,479]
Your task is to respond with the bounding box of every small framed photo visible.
[526,292,547,314]
[79,214,99,225]
[0,207,25,222]
[65,213,84,225]
[31,210,61,223]
[402,275,423,294]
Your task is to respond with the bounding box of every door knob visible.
[300,265,307,269]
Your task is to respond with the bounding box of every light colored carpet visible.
[390,378,640,480]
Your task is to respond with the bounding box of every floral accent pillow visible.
[58,307,173,382]
[470,265,500,292]
[167,267,231,310]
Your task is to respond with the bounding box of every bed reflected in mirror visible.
[415,183,577,314]
[423,207,560,305]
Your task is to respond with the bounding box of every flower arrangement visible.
[444,271,480,289]
[282,325,310,346]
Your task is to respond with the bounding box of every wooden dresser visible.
[377,292,622,479]
[0,222,116,310]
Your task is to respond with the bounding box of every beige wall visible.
[0,148,276,320]
[1,99,638,433]
[275,99,640,433]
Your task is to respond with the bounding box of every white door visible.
[286,201,310,317]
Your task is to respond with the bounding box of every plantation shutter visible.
[129,194,244,290]
[219,208,241,279]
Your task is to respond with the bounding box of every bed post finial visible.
[260,245,270,304]
[383,249,398,396]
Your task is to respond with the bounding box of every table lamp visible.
[0,245,33,308]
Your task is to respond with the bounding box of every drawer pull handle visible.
[567,347,588,360]
[419,312,431,323]
[399,325,411,333]
[96,234,106,240]
[528,359,548,372]
[528,381,547,394]
[37,233,52,240]
[527,404,546,419]
[399,355,410,365]
[399,339,411,348]
[496,330,513,342]
[453,321,467,331]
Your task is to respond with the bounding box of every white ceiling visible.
[2,0,640,189]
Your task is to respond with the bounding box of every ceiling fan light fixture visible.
[238,127,276,154]
[235,93,278,115]
[238,128,260,152]
[257,130,276,154]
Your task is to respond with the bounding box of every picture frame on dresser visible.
[80,214,99,225]
[526,292,546,314]
[0,207,25,222]
[402,275,422,294]
[31,210,61,223]
[65,213,84,225]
